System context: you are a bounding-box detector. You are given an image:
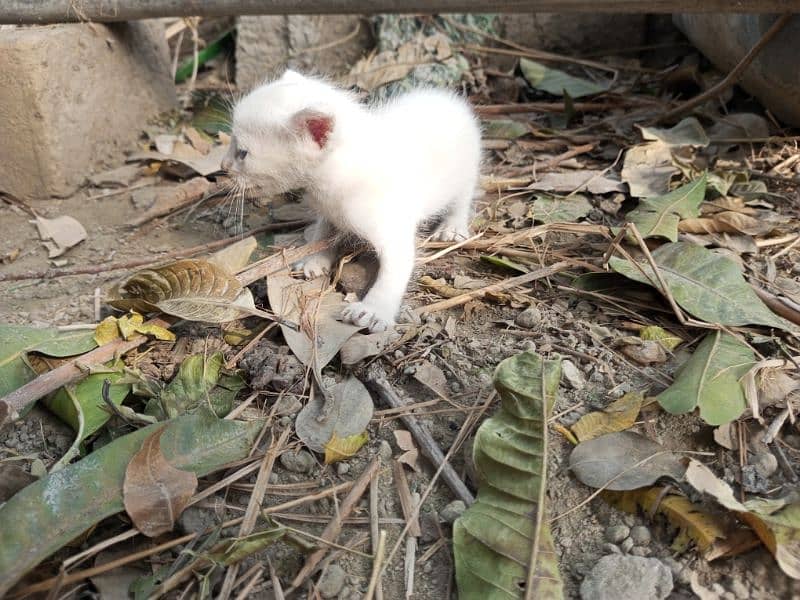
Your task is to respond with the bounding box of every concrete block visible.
[0,21,176,199]
[235,15,371,90]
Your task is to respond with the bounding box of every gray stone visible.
[378,440,393,462]
[630,547,651,557]
[630,525,652,546]
[561,360,586,390]
[620,538,635,554]
[605,525,630,544]
[752,451,778,478]
[602,543,622,555]
[419,511,440,544]
[280,449,316,473]
[580,555,673,600]
[0,22,176,199]
[440,500,466,524]
[515,306,542,329]
[336,462,351,476]
[178,505,219,536]
[236,15,372,90]
[317,564,347,599]
[660,557,692,587]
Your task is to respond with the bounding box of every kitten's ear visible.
[291,109,334,149]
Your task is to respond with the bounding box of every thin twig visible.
[365,530,387,600]
[369,472,385,600]
[656,14,792,123]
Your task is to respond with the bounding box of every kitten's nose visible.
[221,156,233,171]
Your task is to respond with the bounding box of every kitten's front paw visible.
[340,301,395,333]
[295,254,334,279]
[432,227,470,242]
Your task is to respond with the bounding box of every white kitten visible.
[222,70,482,332]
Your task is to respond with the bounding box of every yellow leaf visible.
[639,325,682,351]
[604,486,759,560]
[100,312,175,343]
[324,431,369,464]
[571,392,643,442]
[94,316,121,346]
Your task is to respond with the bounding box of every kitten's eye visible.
[236,148,248,161]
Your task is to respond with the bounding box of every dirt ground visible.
[4,22,800,600]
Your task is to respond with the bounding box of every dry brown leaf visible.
[418,275,461,299]
[109,259,258,323]
[679,210,781,236]
[571,392,643,442]
[33,215,87,258]
[413,360,449,398]
[123,426,198,537]
[207,236,258,273]
[620,340,668,365]
[394,429,420,471]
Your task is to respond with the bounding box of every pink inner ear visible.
[305,116,332,148]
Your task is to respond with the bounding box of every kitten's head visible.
[221,70,336,195]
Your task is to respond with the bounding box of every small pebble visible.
[620,537,634,554]
[280,449,315,473]
[317,564,347,599]
[630,547,650,557]
[561,359,586,390]
[661,557,692,587]
[515,306,542,329]
[630,525,652,546]
[336,462,350,476]
[601,543,621,555]
[605,525,630,544]
[378,440,393,461]
[728,578,750,599]
[439,500,466,524]
[752,451,778,478]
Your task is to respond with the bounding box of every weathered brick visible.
[0,21,176,199]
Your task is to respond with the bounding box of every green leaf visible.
[520,58,610,98]
[609,242,795,331]
[481,255,529,274]
[0,411,263,596]
[624,174,707,241]
[482,119,529,139]
[656,331,754,425]
[207,522,287,566]
[0,324,97,398]
[453,351,564,599]
[532,194,593,224]
[639,117,709,147]
[150,352,242,419]
[43,359,132,469]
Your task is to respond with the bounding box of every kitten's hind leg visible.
[432,193,473,242]
[294,218,336,278]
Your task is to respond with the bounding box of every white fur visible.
[224,70,482,332]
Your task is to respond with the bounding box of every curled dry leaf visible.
[678,210,786,236]
[639,325,682,351]
[685,459,800,579]
[394,429,420,471]
[741,358,800,421]
[266,271,360,370]
[109,259,260,323]
[620,339,668,365]
[528,170,625,195]
[639,117,709,147]
[94,312,174,345]
[571,392,643,442]
[621,142,678,198]
[207,235,258,273]
[123,425,198,537]
[604,486,757,560]
[569,431,686,491]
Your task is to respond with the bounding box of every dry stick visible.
[415,261,571,316]
[404,492,421,599]
[0,220,309,283]
[217,427,291,600]
[656,14,793,123]
[539,143,596,171]
[128,177,220,227]
[368,473,385,600]
[290,455,382,589]
[392,461,422,537]
[366,367,475,506]
[365,530,388,600]
[236,239,332,286]
[0,317,170,425]
[233,567,264,600]
[753,286,800,327]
